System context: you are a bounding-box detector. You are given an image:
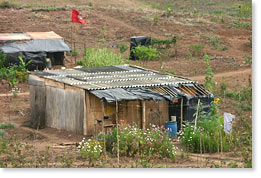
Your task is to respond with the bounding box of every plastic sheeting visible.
[224,112,235,134]
[90,87,179,103]
[129,36,151,60]
[0,39,71,53]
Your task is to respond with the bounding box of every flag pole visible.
[71,24,73,68]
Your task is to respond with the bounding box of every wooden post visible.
[180,98,183,131]
[71,24,73,67]
[142,100,146,130]
[83,43,86,58]
[101,101,106,157]
[74,42,76,65]
[116,99,119,166]
[194,99,201,132]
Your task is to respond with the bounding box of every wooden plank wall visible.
[29,75,46,128]
[30,75,85,135]
[144,100,169,128]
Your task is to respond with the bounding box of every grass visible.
[139,0,251,17]
[77,48,125,68]
[232,21,250,28]
[188,44,204,57]
[0,1,18,8]
[0,122,14,129]
[32,7,66,12]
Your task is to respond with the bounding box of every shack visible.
[29,65,213,136]
[0,31,71,70]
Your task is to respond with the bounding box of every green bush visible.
[0,1,18,9]
[77,138,103,166]
[0,53,31,86]
[188,44,205,57]
[118,43,128,54]
[179,102,231,153]
[98,122,177,161]
[132,46,160,60]
[0,122,14,129]
[78,48,125,68]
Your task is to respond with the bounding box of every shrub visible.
[179,102,231,153]
[118,43,128,54]
[98,121,177,162]
[0,122,14,129]
[77,138,103,166]
[0,54,31,86]
[132,46,160,60]
[0,1,18,9]
[78,48,125,68]
[188,44,205,57]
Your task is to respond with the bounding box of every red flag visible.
[72,9,87,25]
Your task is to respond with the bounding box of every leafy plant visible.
[188,44,205,57]
[204,54,216,92]
[243,54,252,65]
[0,122,14,129]
[153,16,159,25]
[78,48,125,68]
[78,138,103,166]
[98,121,177,162]
[179,102,231,153]
[118,43,128,54]
[88,2,93,7]
[132,46,160,60]
[0,1,18,9]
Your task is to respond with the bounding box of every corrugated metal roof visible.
[31,65,198,91]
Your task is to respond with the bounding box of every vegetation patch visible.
[132,46,160,60]
[97,122,177,162]
[77,48,125,68]
[0,1,18,9]
[32,7,66,12]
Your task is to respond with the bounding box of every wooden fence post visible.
[194,99,201,132]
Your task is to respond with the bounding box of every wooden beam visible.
[194,99,201,132]
[116,99,119,166]
[101,101,106,157]
[180,98,184,131]
[142,100,146,130]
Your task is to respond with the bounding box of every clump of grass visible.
[188,44,205,57]
[32,7,66,12]
[179,102,231,153]
[232,21,250,28]
[77,48,125,68]
[0,122,14,129]
[118,43,128,54]
[0,1,18,9]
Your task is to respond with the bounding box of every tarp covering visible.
[129,36,151,60]
[90,87,179,103]
[5,52,46,70]
[0,39,71,53]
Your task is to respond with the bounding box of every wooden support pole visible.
[142,100,146,130]
[180,98,183,131]
[101,101,106,157]
[71,24,73,67]
[194,99,201,132]
[116,99,119,166]
[74,42,76,65]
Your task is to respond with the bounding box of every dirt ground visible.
[0,0,252,167]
